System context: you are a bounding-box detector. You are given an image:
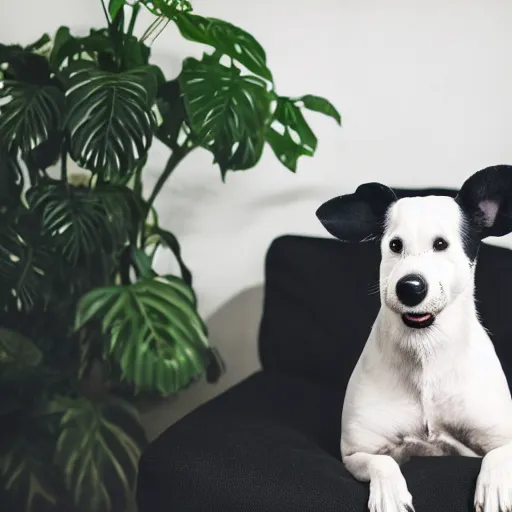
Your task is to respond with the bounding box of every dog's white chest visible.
[387,383,480,461]
[341,328,491,461]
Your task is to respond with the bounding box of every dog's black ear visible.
[316,182,397,242]
[456,165,512,239]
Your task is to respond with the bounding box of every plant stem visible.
[145,143,192,215]
[61,145,68,184]
[141,143,193,246]
[133,156,146,197]
[100,0,110,24]
[25,161,39,187]
[127,4,141,37]
[141,16,168,43]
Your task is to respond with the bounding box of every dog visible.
[316,165,512,512]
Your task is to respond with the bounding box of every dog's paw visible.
[368,473,415,512]
[474,448,512,512]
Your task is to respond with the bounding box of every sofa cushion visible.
[137,371,482,512]
[258,234,512,391]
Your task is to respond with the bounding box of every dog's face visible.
[316,165,512,330]
[380,196,473,328]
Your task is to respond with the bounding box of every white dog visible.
[316,166,512,512]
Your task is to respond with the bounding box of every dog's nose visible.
[396,274,428,307]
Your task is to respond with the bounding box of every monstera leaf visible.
[50,28,114,70]
[50,26,150,73]
[0,223,53,312]
[93,183,144,243]
[27,182,140,265]
[0,80,65,154]
[138,0,193,16]
[170,13,273,81]
[0,429,58,511]
[24,34,52,55]
[50,395,146,512]
[27,184,104,265]
[295,94,341,125]
[145,225,192,285]
[75,273,210,394]
[0,149,24,208]
[155,79,189,151]
[64,62,157,178]
[180,54,271,176]
[108,0,126,19]
[266,95,341,172]
[0,328,42,380]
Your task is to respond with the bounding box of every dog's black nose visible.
[396,274,428,307]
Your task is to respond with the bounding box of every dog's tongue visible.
[405,313,432,323]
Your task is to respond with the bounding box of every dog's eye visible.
[389,238,403,254]
[433,237,449,251]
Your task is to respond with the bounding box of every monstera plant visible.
[0,1,340,511]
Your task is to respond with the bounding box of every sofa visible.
[136,188,512,512]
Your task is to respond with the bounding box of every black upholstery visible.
[137,188,512,512]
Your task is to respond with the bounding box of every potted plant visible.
[0,1,341,510]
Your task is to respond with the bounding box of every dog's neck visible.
[375,278,478,369]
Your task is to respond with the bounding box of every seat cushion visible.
[259,234,512,391]
[137,371,482,512]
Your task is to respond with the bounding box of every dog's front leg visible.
[474,440,512,512]
[344,452,414,512]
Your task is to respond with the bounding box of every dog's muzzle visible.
[395,274,435,328]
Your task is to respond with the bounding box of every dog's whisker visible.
[367,277,389,296]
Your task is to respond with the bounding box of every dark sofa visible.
[137,189,512,512]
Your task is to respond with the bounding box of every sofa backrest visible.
[258,189,512,392]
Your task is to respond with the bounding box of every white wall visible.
[3,0,512,434]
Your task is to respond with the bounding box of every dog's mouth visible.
[401,312,435,329]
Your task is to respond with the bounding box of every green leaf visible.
[180,54,271,176]
[0,431,58,511]
[27,183,108,266]
[265,96,318,172]
[24,34,52,54]
[51,24,152,72]
[265,127,303,173]
[0,221,53,312]
[0,80,65,154]
[0,44,52,85]
[295,94,341,125]
[50,28,120,71]
[26,182,140,265]
[64,62,156,178]
[49,26,77,69]
[94,182,145,243]
[109,0,126,20]
[50,395,146,512]
[0,327,42,373]
[146,226,192,285]
[173,13,273,81]
[0,149,24,209]
[75,274,211,394]
[131,247,156,279]
[24,130,63,171]
[140,0,193,15]
[155,79,188,151]
[121,35,151,69]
